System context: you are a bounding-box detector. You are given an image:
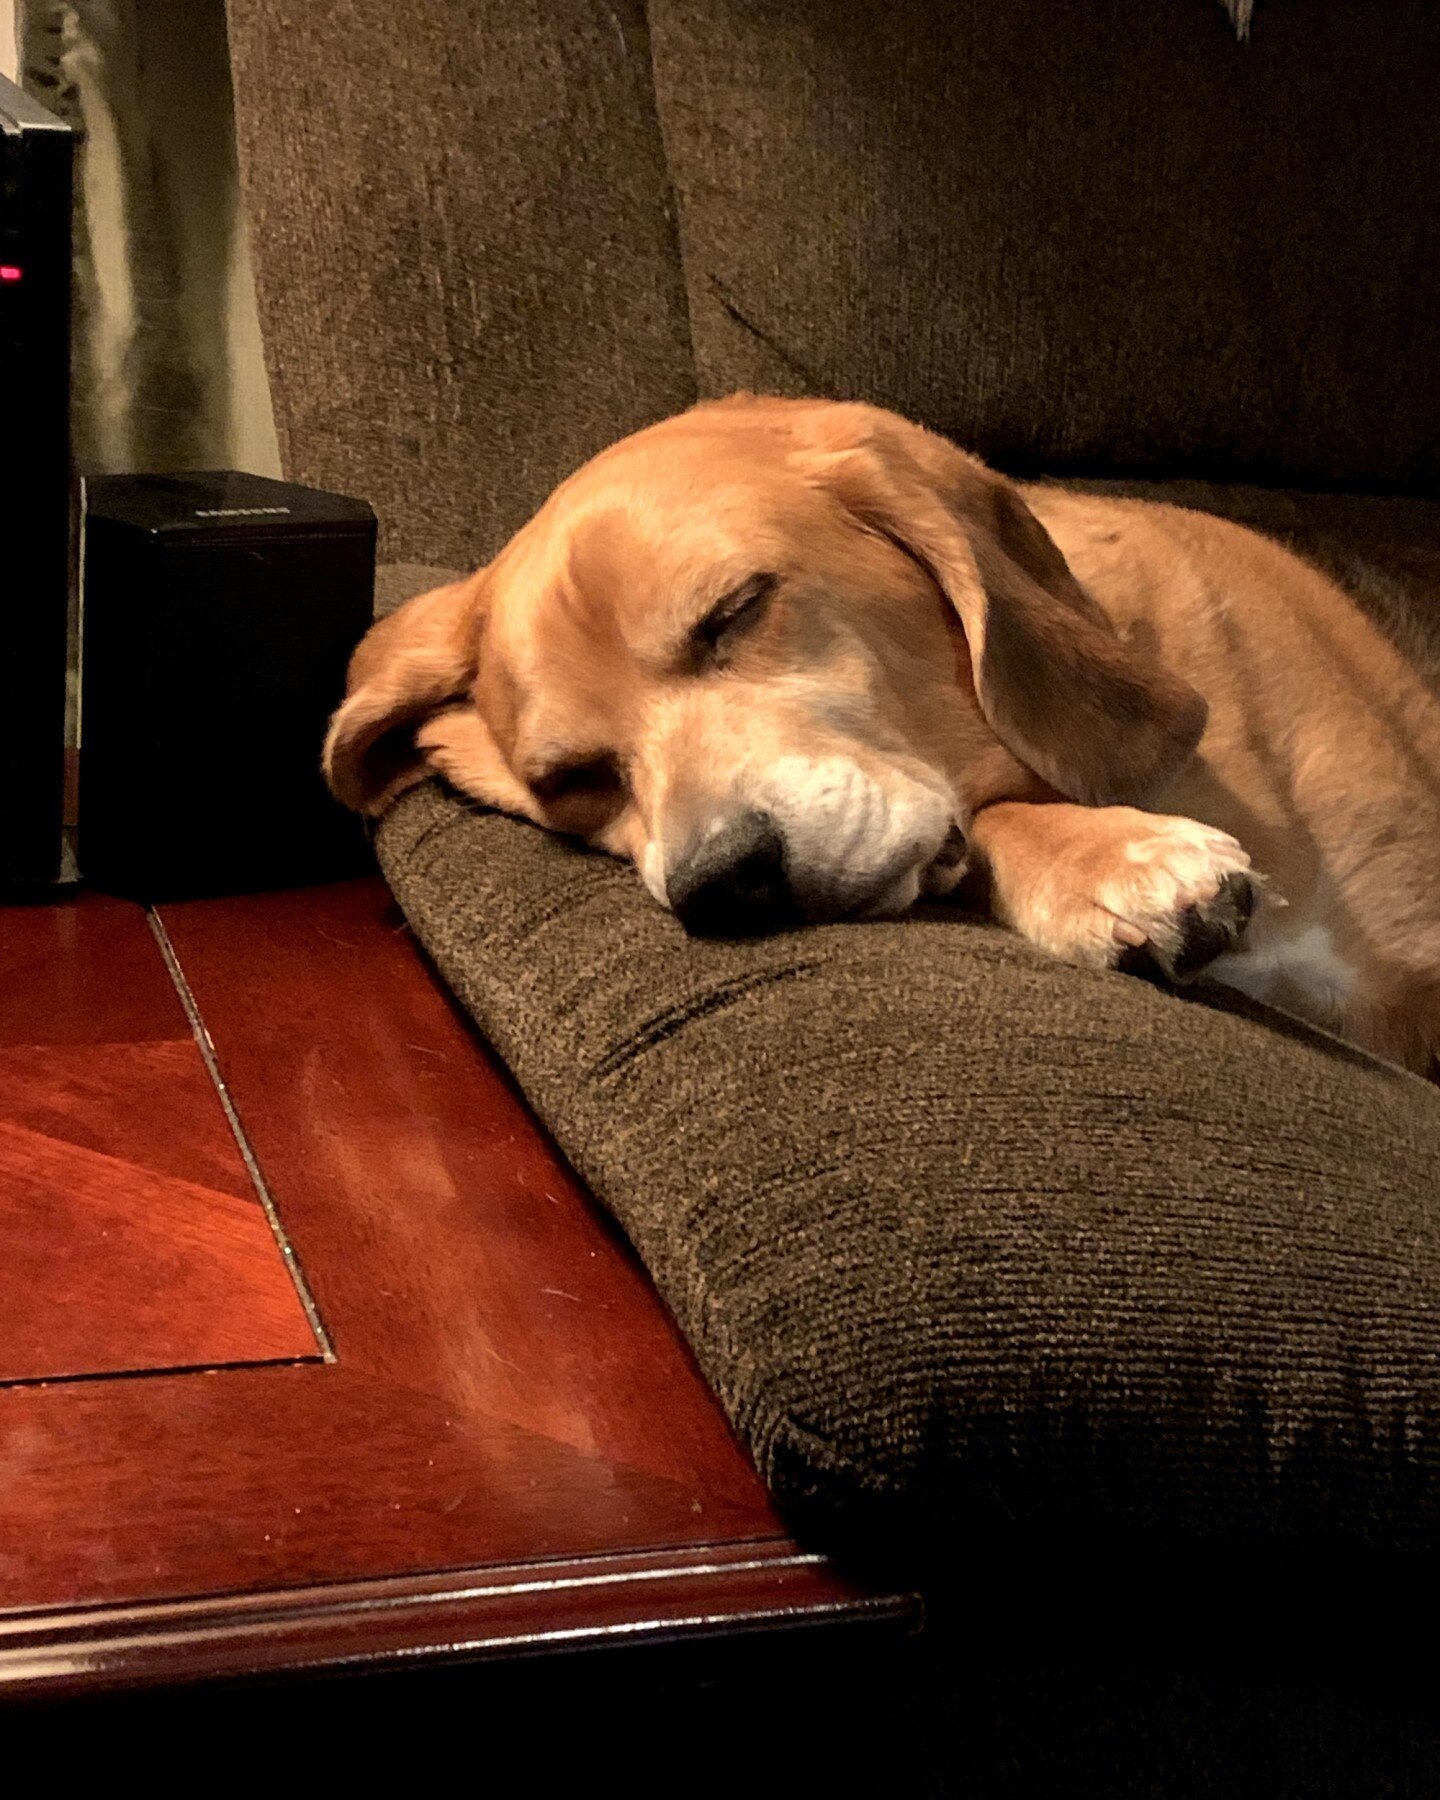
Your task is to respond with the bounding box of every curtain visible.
[19,0,279,476]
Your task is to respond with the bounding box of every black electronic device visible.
[1,71,73,884]
[80,469,377,897]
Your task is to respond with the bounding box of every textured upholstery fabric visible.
[231,0,1440,572]
[226,0,696,568]
[377,776,1440,1556]
[374,563,458,616]
[645,0,1440,491]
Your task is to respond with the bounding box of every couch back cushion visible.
[226,0,697,567]
[647,0,1440,491]
[230,0,1440,561]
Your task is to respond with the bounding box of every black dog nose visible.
[669,810,795,937]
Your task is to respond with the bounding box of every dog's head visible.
[325,398,1205,933]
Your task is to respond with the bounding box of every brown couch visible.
[227,0,1440,1568]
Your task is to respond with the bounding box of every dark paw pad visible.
[1137,872,1258,986]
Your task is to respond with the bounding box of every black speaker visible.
[1,73,73,885]
[80,470,377,898]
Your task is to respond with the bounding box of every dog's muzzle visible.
[666,807,966,936]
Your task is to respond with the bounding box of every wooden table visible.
[0,880,913,1699]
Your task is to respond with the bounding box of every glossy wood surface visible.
[0,879,910,1693]
[0,898,318,1382]
[2,1540,902,1696]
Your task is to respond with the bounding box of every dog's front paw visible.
[993,807,1262,983]
[1087,813,1260,983]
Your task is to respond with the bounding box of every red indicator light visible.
[0,266,22,283]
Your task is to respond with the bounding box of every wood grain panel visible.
[0,1039,252,1198]
[0,1362,772,1603]
[0,894,319,1383]
[1,893,186,1047]
[0,1119,318,1381]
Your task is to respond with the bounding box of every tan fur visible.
[325,397,1440,1078]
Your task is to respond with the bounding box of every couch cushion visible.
[647,0,1440,494]
[377,780,1440,1559]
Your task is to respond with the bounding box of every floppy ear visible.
[323,575,484,815]
[794,407,1208,805]
[412,704,546,826]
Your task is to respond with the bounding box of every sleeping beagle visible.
[324,397,1440,1079]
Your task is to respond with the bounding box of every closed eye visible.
[530,755,622,807]
[691,573,777,666]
